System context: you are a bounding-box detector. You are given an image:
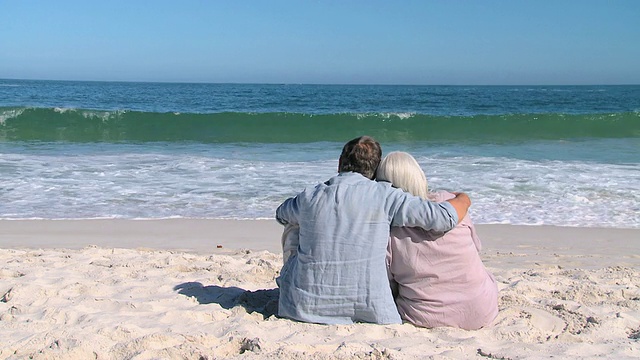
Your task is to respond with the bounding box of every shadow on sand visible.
[174,282,279,319]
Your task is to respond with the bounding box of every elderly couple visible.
[275,136,498,330]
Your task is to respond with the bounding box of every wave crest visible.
[0,107,638,143]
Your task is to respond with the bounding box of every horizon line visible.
[1,77,639,87]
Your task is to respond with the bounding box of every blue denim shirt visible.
[275,172,458,324]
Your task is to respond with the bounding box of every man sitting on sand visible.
[275,136,471,324]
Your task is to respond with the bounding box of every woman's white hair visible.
[376,151,429,199]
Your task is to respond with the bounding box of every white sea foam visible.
[53,107,76,114]
[0,108,25,125]
[417,155,640,228]
[81,109,126,122]
[354,112,415,120]
[0,142,638,228]
[380,112,416,120]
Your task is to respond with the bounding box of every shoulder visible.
[427,190,455,202]
[374,180,395,191]
[373,180,410,196]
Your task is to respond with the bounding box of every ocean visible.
[1,79,639,228]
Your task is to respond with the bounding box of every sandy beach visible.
[1,220,639,359]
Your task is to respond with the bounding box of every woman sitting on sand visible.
[376,151,498,330]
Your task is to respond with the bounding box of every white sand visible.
[1,220,639,359]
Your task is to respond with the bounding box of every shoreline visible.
[1,219,639,268]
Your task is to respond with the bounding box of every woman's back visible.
[387,190,498,330]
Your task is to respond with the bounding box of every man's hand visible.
[446,192,471,224]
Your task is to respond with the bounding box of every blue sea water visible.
[1,79,639,228]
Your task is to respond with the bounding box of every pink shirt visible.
[386,191,498,330]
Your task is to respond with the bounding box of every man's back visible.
[276,172,403,324]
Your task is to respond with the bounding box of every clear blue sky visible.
[1,0,639,85]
